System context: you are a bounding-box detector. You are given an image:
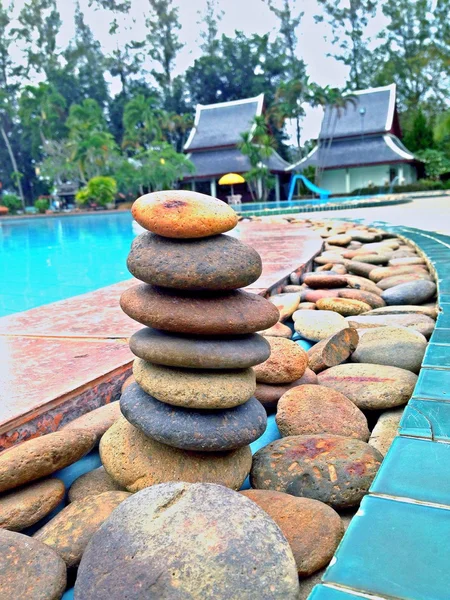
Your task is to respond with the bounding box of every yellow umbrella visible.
[218,172,245,195]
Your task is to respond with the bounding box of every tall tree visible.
[198,0,223,55]
[14,0,62,79]
[315,0,376,90]
[373,0,450,109]
[144,0,184,111]
[123,94,162,150]
[402,108,434,153]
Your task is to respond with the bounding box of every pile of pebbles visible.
[0,207,437,599]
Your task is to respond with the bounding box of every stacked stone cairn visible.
[101,189,280,492]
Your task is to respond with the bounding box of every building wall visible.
[320,163,417,195]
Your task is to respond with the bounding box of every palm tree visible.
[123,94,163,150]
[19,83,66,147]
[0,91,25,209]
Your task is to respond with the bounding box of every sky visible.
[11,0,388,143]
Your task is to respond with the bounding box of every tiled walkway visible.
[0,222,322,449]
[310,226,450,600]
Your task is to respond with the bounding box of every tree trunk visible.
[1,125,26,210]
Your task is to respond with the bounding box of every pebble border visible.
[310,224,450,600]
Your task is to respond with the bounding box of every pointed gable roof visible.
[184,94,264,152]
[320,84,398,140]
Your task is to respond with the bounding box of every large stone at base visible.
[74,483,300,600]
[120,284,279,335]
[121,383,266,452]
[250,434,382,509]
[100,418,252,492]
[127,232,262,290]
[0,529,66,599]
[133,359,256,409]
[241,490,343,576]
[129,328,270,369]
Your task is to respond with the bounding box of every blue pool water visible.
[0,212,135,317]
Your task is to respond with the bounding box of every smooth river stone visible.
[131,190,238,238]
[347,313,436,338]
[369,407,404,456]
[100,418,252,492]
[369,265,428,282]
[255,369,318,410]
[61,402,122,443]
[74,483,300,600]
[0,430,96,493]
[251,435,383,509]
[316,297,371,316]
[130,327,270,369]
[338,288,386,309]
[120,284,279,335]
[253,337,308,384]
[377,272,432,290]
[345,274,383,295]
[269,293,300,320]
[241,490,343,576]
[276,385,369,440]
[307,328,359,373]
[318,363,417,410]
[0,478,65,531]
[127,232,262,290]
[133,359,255,409]
[351,326,427,373]
[389,256,425,266]
[302,274,349,289]
[346,260,377,277]
[69,466,124,502]
[365,305,437,319]
[34,491,131,567]
[293,310,349,342]
[0,529,66,599]
[352,253,391,265]
[381,280,436,305]
[121,384,266,452]
[259,321,293,338]
[300,288,341,303]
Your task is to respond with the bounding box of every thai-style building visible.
[289,84,423,195]
[183,94,291,202]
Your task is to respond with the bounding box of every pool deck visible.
[0,221,322,449]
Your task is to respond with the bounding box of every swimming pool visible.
[0,212,135,317]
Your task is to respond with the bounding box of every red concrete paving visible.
[0,222,322,447]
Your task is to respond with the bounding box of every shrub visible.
[347,179,445,197]
[34,197,50,213]
[0,193,22,214]
[76,176,117,207]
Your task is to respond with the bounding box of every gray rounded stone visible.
[127,232,262,290]
[120,383,267,451]
[74,482,300,600]
[129,328,270,369]
[381,280,436,305]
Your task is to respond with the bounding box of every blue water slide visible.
[287,174,331,201]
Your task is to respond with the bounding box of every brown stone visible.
[62,402,122,443]
[369,407,404,455]
[276,385,369,440]
[352,253,391,265]
[255,369,318,410]
[259,321,292,337]
[365,305,437,319]
[302,274,348,289]
[69,466,124,502]
[0,478,65,532]
[318,363,417,410]
[346,260,377,277]
[307,328,359,373]
[100,418,252,492]
[241,490,344,576]
[0,529,66,599]
[389,256,425,266]
[121,374,135,393]
[369,265,429,283]
[131,190,238,238]
[300,288,341,303]
[34,491,131,567]
[269,293,301,320]
[297,302,317,310]
[253,337,308,384]
[0,430,96,493]
[345,275,383,295]
[347,313,436,338]
[316,297,371,316]
[251,435,382,509]
[293,310,349,342]
[377,272,432,290]
[120,284,279,335]
[283,284,305,293]
[338,288,386,308]
[326,234,352,246]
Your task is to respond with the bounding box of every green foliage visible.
[34,197,49,213]
[0,193,22,213]
[239,116,276,202]
[136,142,195,192]
[350,179,447,196]
[402,109,435,153]
[416,149,450,180]
[76,176,117,207]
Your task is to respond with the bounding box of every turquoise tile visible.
[436,313,450,328]
[400,399,450,440]
[413,368,450,401]
[371,436,450,504]
[431,329,450,344]
[323,495,450,600]
[308,586,364,600]
[440,294,450,303]
[422,344,450,369]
